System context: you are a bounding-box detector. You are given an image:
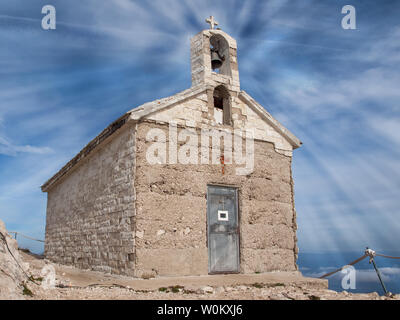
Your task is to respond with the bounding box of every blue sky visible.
[1,0,399,263]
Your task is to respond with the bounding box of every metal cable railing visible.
[318,247,400,296]
[7,231,44,243]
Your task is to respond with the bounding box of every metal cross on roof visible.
[205,16,219,30]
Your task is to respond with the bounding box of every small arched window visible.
[213,85,231,126]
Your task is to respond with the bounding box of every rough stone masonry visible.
[41,25,302,278]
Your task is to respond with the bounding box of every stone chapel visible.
[41,18,302,277]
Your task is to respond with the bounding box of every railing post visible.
[371,258,388,295]
[365,247,389,296]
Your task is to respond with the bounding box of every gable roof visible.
[41,85,209,192]
[126,85,302,149]
[41,84,301,192]
[238,90,302,149]
[127,84,211,120]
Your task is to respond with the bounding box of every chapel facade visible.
[42,19,302,277]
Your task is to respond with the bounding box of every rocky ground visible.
[8,252,400,301]
[1,219,399,300]
[22,280,399,300]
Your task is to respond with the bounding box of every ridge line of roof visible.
[127,84,211,120]
[41,85,211,192]
[40,114,130,192]
[238,90,302,149]
[41,85,301,192]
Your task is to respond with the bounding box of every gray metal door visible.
[207,185,240,273]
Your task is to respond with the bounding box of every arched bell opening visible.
[210,34,231,77]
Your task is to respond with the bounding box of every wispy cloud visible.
[0,136,53,156]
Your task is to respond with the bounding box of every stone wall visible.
[44,124,136,275]
[134,121,297,277]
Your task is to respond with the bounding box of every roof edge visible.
[41,85,301,192]
[41,113,130,192]
[127,84,211,121]
[41,84,211,192]
[238,90,302,149]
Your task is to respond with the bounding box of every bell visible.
[211,51,223,70]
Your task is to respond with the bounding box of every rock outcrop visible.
[0,219,29,299]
